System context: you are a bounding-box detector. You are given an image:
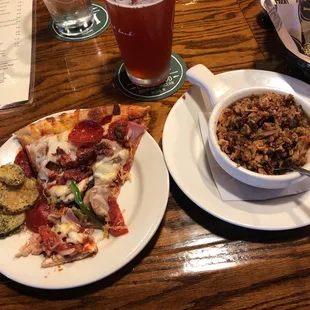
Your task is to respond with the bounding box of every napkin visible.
[264,0,310,61]
[198,112,310,201]
[0,0,33,109]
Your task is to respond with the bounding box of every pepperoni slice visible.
[68,120,103,147]
[26,199,51,233]
[108,197,128,237]
[14,148,34,178]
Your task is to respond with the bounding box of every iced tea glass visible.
[105,0,176,87]
[43,0,94,36]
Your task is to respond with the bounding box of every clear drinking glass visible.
[104,0,176,87]
[43,0,94,36]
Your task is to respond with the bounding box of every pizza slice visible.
[16,208,99,268]
[14,104,150,267]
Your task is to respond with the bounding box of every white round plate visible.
[163,69,310,231]
[0,115,169,289]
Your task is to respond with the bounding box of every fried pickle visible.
[0,164,25,186]
[0,178,39,214]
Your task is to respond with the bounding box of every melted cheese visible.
[67,231,86,244]
[92,149,129,183]
[28,131,77,181]
[28,141,47,168]
[92,161,120,182]
[54,222,80,236]
[48,184,71,198]
[47,178,90,203]
[27,129,129,202]
[48,132,77,162]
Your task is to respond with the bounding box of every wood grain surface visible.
[1,0,310,309]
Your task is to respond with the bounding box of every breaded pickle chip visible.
[0,164,25,186]
[0,178,39,214]
[0,212,26,237]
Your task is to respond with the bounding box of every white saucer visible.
[163,69,310,231]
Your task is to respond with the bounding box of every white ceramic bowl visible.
[186,64,310,189]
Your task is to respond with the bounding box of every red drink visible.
[105,0,175,87]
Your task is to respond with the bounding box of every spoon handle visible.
[289,166,310,177]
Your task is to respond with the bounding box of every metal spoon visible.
[277,166,310,177]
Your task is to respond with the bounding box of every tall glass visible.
[43,0,94,37]
[105,0,176,87]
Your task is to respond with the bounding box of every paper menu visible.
[0,0,33,109]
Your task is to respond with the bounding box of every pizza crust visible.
[41,251,97,268]
[14,105,150,146]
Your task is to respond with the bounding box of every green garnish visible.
[68,181,103,228]
[72,206,88,223]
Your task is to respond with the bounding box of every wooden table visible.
[1,0,310,309]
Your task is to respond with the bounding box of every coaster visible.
[50,3,110,42]
[114,53,187,101]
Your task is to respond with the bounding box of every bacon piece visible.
[76,146,96,165]
[56,147,77,168]
[74,139,116,165]
[46,161,60,172]
[46,162,60,180]
[94,139,116,157]
[39,226,71,256]
[62,166,92,182]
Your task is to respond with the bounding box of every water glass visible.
[43,0,94,36]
